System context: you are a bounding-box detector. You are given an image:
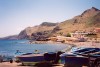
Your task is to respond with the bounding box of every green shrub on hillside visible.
[66,33,71,37]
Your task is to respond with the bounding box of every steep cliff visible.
[18,22,58,39]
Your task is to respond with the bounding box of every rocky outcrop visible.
[18,26,39,39]
[18,22,58,39]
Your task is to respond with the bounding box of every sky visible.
[0,0,100,37]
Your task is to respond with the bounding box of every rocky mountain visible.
[18,22,58,40]
[18,26,39,39]
[51,7,100,36]
[1,7,100,40]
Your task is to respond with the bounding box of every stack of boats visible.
[60,48,100,67]
[15,47,100,67]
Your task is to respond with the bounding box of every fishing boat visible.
[60,48,100,67]
[16,53,45,62]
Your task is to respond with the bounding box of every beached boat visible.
[16,51,63,64]
[16,53,45,62]
[73,48,100,55]
[60,48,100,67]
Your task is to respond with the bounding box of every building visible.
[70,31,88,38]
[95,28,100,33]
[95,28,100,38]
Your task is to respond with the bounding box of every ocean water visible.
[0,40,68,56]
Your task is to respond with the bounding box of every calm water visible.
[0,40,68,56]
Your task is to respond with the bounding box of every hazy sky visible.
[0,0,100,37]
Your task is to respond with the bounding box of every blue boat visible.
[60,48,100,67]
[16,53,45,62]
[73,48,100,55]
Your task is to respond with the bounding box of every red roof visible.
[95,28,100,33]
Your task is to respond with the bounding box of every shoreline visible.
[29,40,100,48]
[28,40,100,53]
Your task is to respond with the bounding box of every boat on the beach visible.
[73,48,100,55]
[60,48,100,67]
[15,47,100,67]
[16,53,45,62]
[16,51,63,63]
[16,52,57,62]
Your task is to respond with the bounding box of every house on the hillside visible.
[70,31,88,42]
[70,31,88,38]
[94,28,100,38]
[49,36,66,43]
[49,35,81,43]
[95,28,100,33]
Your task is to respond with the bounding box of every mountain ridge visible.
[0,7,100,40]
[51,7,100,36]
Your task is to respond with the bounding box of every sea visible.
[0,40,68,57]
